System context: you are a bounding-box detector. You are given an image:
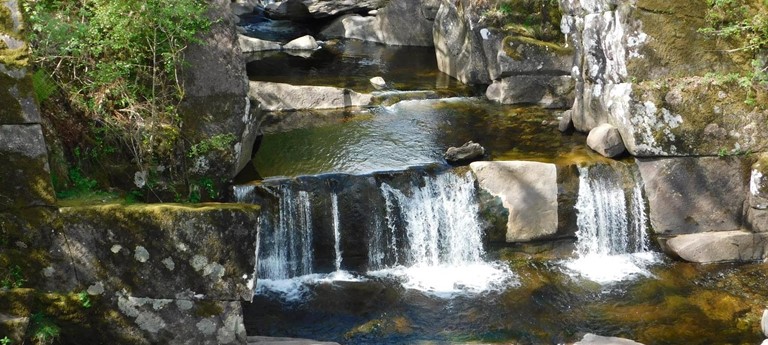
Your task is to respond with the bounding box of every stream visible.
[238,20,767,345]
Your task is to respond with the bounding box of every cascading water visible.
[369,172,514,296]
[241,170,515,299]
[565,163,658,283]
[257,186,314,280]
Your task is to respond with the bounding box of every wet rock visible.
[586,123,626,158]
[283,35,319,50]
[637,157,750,235]
[559,109,575,133]
[319,0,436,47]
[662,231,768,263]
[444,141,485,163]
[574,333,645,345]
[303,0,386,19]
[369,76,388,90]
[370,90,440,106]
[247,336,340,345]
[231,0,258,16]
[248,81,372,111]
[238,35,281,53]
[471,161,558,242]
[264,0,312,21]
[483,34,572,81]
[485,75,574,108]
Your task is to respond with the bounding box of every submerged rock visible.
[485,75,574,108]
[444,141,485,163]
[574,333,645,345]
[247,336,340,345]
[586,123,626,158]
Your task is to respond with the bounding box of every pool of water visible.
[253,98,587,178]
[244,259,767,345]
[247,39,474,95]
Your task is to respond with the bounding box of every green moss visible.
[0,4,14,33]
[194,300,223,318]
[501,35,572,61]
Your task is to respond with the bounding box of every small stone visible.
[87,282,105,295]
[111,244,123,254]
[283,35,319,50]
[162,257,176,271]
[191,255,208,271]
[587,123,626,158]
[196,319,217,335]
[370,76,388,90]
[368,9,378,15]
[444,141,485,164]
[134,246,150,263]
[42,266,54,277]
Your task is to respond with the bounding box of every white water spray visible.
[331,192,342,272]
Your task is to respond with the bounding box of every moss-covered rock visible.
[48,203,260,300]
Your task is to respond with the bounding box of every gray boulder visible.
[238,35,281,53]
[483,33,572,81]
[369,76,388,90]
[574,333,645,345]
[559,109,575,133]
[283,35,319,50]
[586,123,626,158]
[637,157,750,235]
[249,81,372,111]
[471,161,558,242]
[432,0,490,84]
[444,141,485,163]
[663,231,768,263]
[319,0,436,47]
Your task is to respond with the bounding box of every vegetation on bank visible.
[22,0,216,202]
[699,0,768,92]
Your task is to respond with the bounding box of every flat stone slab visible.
[664,230,768,263]
[471,161,558,242]
[249,81,372,111]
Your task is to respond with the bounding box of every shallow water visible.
[253,98,585,178]
[244,260,768,345]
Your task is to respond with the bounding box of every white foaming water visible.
[258,186,313,279]
[565,164,660,284]
[373,171,515,296]
[331,192,342,271]
[256,271,367,302]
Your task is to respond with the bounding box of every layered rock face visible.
[432,0,575,108]
[561,0,767,156]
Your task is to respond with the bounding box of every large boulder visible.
[178,0,258,180]
[586,123,626,158]
[637,157,750,235]
[470,161,558,242]
[663,231,768,263]
[265,0,387,20]
[283,35,319,50]
[432,0,490,84]
[482,33,572,81]
[238,35,281,53]
[319,0,438,46]
[249,81,372,111]
[444,141,485,163]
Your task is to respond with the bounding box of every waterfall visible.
[377,172,484,267]
[331,192,342,271]
[566,163,656,283]
[257,185,314,280]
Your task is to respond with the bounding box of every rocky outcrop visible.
[319,0,438,46]
[433,0,574,107]
[266,0,388,20]
[179,0,258,180]
[663,231,768,264]
[560,0,767,156]
[586,124,626,158]
[39,204,261,344]
[471,161,559,242]
[637,157,750,236]
[249,81,372,111]
[574,333,645,345]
